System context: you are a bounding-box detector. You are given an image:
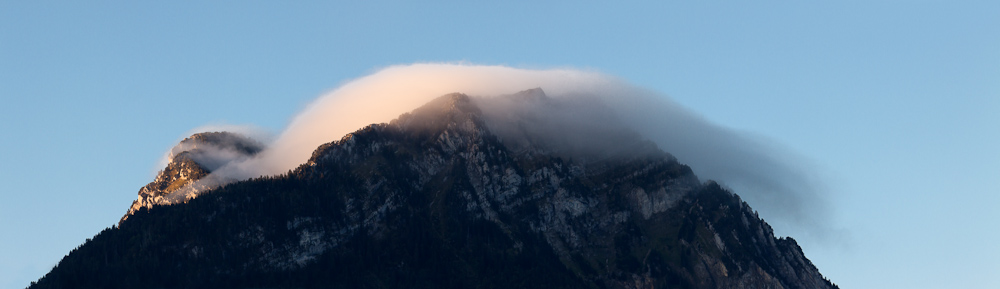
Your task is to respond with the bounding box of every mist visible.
[172,63,831,238]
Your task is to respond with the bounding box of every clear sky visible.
[2,1,998,288]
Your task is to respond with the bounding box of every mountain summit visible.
[122,131,264,224]
[31,90,836,289]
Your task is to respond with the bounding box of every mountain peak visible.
[121,131,263,224]
[173,132,264,161]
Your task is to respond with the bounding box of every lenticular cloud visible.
[176,63,830,237]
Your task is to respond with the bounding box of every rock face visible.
[122,132,263,224]
[31,92,837,289]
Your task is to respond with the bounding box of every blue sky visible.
[2,1,998,288]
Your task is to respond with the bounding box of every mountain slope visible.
[30,92,836,289]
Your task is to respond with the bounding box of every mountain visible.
[29,91,837,289]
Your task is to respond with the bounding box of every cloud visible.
[155,124,273,171]
[166,63,832,238]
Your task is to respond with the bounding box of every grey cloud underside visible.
[607,93,830,237]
